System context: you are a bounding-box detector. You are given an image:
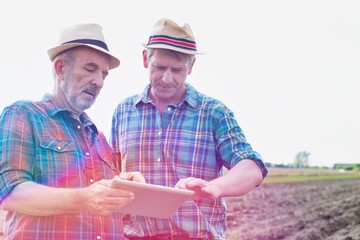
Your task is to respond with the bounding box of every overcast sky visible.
[1,1,359,167]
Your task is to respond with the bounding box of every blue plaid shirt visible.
[0,94,125,240]
[111,83,268,239]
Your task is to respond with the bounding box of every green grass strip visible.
[263,174,360,183]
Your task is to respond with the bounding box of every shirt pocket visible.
[37,137,79,187]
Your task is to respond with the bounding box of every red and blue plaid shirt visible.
[111,83,268,239]
[0,94,125,239]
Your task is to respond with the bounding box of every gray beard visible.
[60,77,95,113]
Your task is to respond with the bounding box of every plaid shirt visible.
[111,83,268,239]
[0,94,125,240]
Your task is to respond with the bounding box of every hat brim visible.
[142,43,203,55]
[47,43,120,70]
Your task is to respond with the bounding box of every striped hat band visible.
[147,35,197,53]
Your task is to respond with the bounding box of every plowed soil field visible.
[225,178,360,240]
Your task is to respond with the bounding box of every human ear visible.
[142,49,148,68]
[188,58,196,75]
[54,59,66,80]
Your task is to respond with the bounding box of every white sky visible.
[1,1,359,167]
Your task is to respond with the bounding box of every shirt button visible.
[77,125,81,129]
[89,179,94,183]
[96,236,101,239]
[85,152,90,156]
[57,146,61,150]
[167,107,172,112]
[157,158,161,162]
[158,130,162,136]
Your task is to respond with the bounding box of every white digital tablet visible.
[111,179,195,219]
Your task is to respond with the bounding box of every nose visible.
[92,72,105,88]
[162,69,173,84]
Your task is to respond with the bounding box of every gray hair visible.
[51,48,76,79]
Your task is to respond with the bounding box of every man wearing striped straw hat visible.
[111,18,268,240]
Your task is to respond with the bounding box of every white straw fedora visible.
[47,23,120,69]
[143,18,202,55]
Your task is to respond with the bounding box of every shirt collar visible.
[42,93,98,134]
[135,83,197,108]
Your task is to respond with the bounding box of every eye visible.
[85,67,96,73]
[172,68,183,73]
[156,66,166,71]
[84,63,98,73]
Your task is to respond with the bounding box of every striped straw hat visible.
[143,18,202,55]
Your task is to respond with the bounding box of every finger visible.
[97,196,134,216]
[119,172,130,180]
[175,179,188,189]
[109,188,135,198]
[119,172,146,183]
[95,179,112,187]
[175,177,196,188]
[186,178,207,188]
[107,195,135,207]
[131,172,146,183]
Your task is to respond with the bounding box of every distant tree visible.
[294,151,310,168]
[274,163,289,168]
[356,164,360,171]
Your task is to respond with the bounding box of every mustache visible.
[83,84,99,96]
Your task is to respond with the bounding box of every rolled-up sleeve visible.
[0,106,34,202]
[215,107,268,179]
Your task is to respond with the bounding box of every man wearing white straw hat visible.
[111,18,268,239]
[0,23,144,239]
